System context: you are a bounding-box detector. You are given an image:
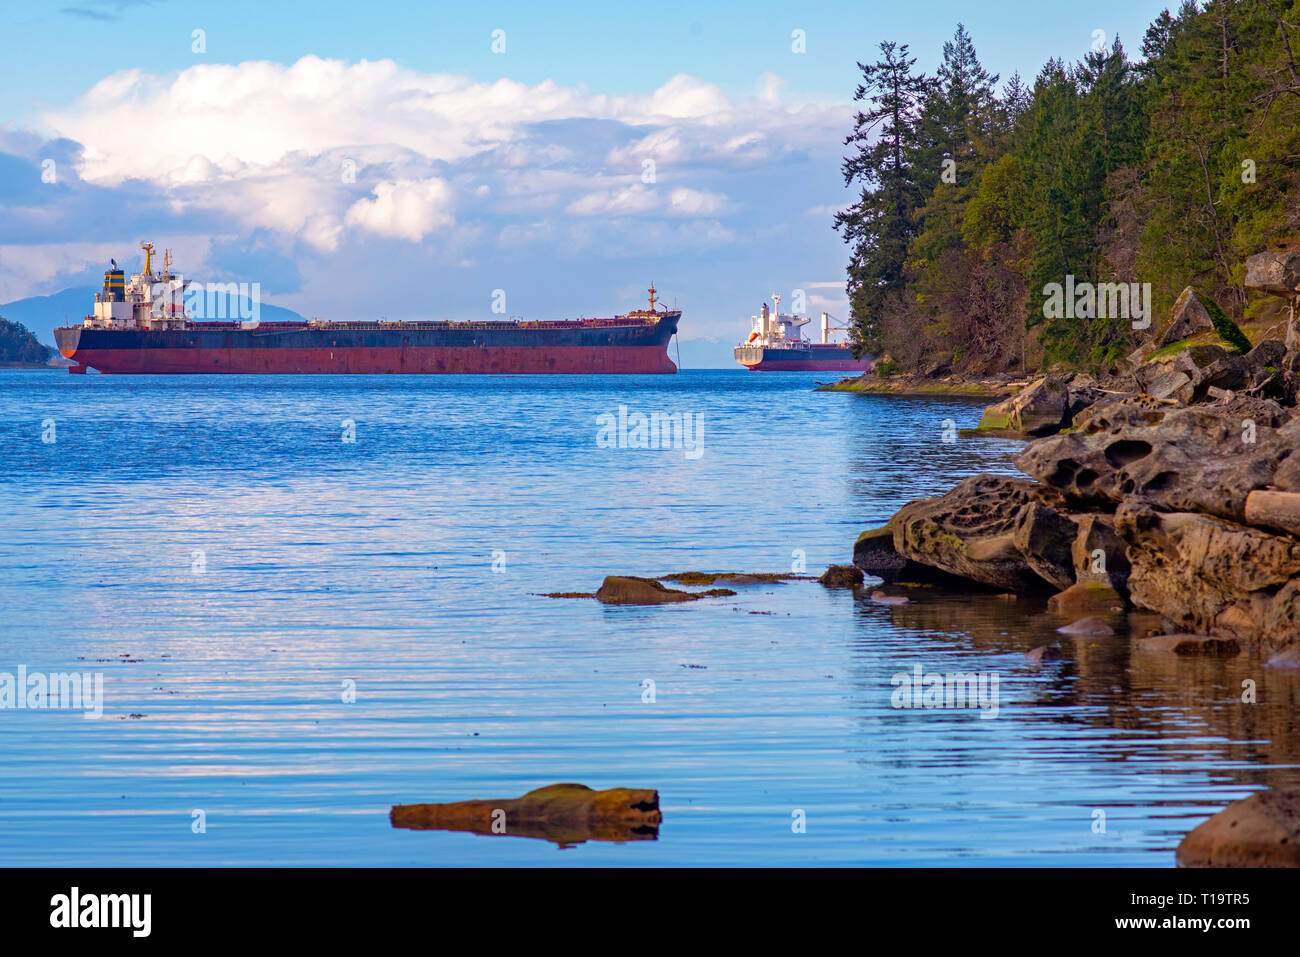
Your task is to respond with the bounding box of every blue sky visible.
[1,0,1176,346]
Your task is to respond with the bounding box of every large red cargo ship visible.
[733,295,870,372]
[55,246,680,375]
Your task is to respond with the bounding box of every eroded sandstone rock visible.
[1116,502,1300,646]
[1070,513,1131,595]
[854,524,973,585]
[890,475,1077,591]
[1016,398,1291,522]
[1177,788,1300,867]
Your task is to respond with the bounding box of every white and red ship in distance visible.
[733,294,870,372]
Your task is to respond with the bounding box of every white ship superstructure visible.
[88,242,191,330]
[733,292,869,372]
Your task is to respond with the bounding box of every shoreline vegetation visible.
[0,318,57,368]
[832,6,1300,380]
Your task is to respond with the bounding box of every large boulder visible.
[975,375,1069,435]
[1244,249,1300,296]
[1177,788,1300,867]
[1154,286,1214,348]
[889,475,1078,591]
[1015,396,1292,523]
[1246,249,1300,350]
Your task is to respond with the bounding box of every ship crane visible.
[818,312,853,344]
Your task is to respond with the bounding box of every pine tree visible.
[834,41,928,355]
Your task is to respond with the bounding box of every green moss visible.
[1198,292,1252,355]
[855,525,893,545]
[1147,338,1194,361]
[976,408,1011,430]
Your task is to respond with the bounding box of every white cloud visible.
[36,57,847,250]
[345,178,455,242]
[667,187,727,216]
[566,183,660,217]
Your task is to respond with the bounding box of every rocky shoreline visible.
[852,261,1300,658]
[846,255,1300,863]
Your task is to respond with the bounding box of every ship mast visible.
[648,282,657,312]
[141,242,155,278]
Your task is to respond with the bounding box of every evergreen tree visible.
[834,41,928,355]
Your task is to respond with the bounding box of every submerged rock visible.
[594,576,734,604]
[819,564,865,588]
[1138,634,1242,656]
[1056,616,1114,636]
[391,783,661,846]
[1177,788,1300,867]
[660,571,805,585]
[1266,646,1300,668]
[1025,644,1065,663]
[1048,581,1125,617]
[870,590,909,604]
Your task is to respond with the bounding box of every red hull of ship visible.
[64,345,678,375]
[741,358,870,372]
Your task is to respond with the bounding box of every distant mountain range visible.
[0,287,309,350]
[0,287,744,369]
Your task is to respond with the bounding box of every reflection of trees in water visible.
[848,589,1300,791]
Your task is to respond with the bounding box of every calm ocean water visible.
[1,368,1297,866]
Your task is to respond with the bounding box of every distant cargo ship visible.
[55,245,680,374]
[733,295,870,372]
